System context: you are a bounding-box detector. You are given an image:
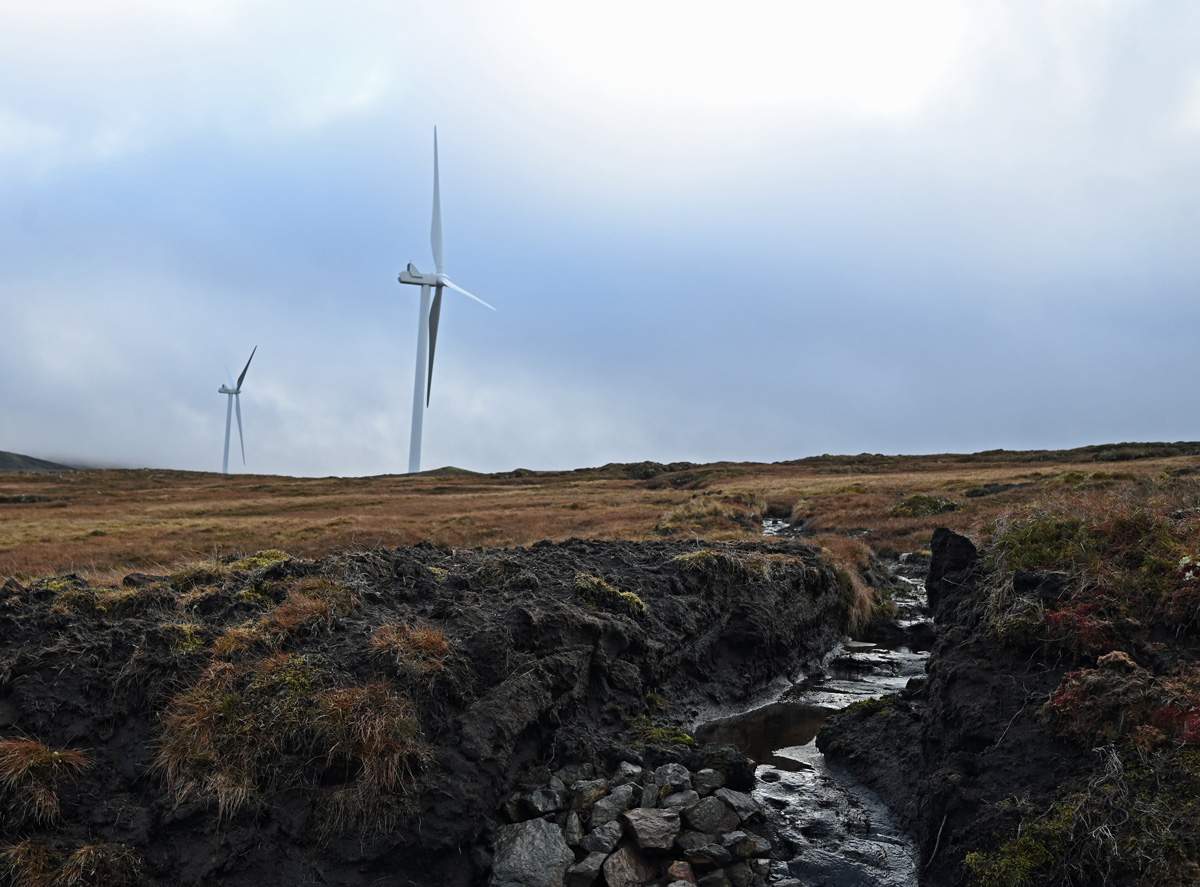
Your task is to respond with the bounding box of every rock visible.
[526,789,569,815]
[578,820,622,855]
[654,763,693,792]
[563,812,584,847]
[696,746,756,791]
[612,761,644,785]
[725,862,751,887]
[590,783,636,825]
[666,860,697,884]
[720,831,771,859]
[491,819,575,887]
[549,775,567,793]
[565,851,607,887]
[571,779,610,811]
[639,783,660,808]
[503,792,525,822]
[601,846,655,887]
[696,869,732,887]
[661,789,700,809]
[713,788,761,823]
[692,768,725,796]
[676,829,716,852]
[622,807,681,850]
[682,797,740,835]
[685,844,733,868]
[556,763,595,784]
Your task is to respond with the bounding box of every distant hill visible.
[0,451,74,473]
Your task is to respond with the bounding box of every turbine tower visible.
[218,346,256,475]
[398,128,494,474]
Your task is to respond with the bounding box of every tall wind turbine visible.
[218,346,256,474]
[398,128,494,474]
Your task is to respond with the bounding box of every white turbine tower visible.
[218,346,256,475]
[398,128,494,474]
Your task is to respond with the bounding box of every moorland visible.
[3,441,1199,584]
[2,440,1200,887]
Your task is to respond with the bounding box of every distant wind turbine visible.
[218,346,256,475]
[398,127,494,474]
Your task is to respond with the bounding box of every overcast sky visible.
[2,1,1198,476]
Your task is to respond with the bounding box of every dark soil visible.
[0,538,848,886]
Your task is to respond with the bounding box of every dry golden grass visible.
[0,840,141,887]
[808,533,877,632]
[367,623,451,678]
[0,739,90,826]
[1,446,1197,583]
[156,653,429,827]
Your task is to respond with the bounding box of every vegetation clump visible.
[0,840,142,887]
[0,739,90,825]
[367,622,452,679]
[653,491,766,537]
[627,715,694,746]
[229,549,290,572]
[156,653,429,827]
[574,573,645,617]
[967,746,1200,887]
[467,558,540,592]
[890,494,962,518]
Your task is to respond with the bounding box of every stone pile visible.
[491,760,776,887]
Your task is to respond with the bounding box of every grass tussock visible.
[156,653,429,827]
[367,623,451,679]
[809,534,882,635]
[574,573,645,617]
[889,493,962,518]
[668,548,804,584]
[0,739,90,825]
[0,840,142,887]
[256,577,357,643]
[653,491,766,538]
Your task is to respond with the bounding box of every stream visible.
[695,555,931,886]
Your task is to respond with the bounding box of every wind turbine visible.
[218,346,256,475]
[398,127,494,474]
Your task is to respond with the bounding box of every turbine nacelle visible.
[218,384,238,395]
[398,263,439,287]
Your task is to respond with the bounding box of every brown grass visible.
[0,841,141,887]
[156,654,430,827]
[0,739,90,825]
[1,447,1197,585]
[808,533,877,633]
[367,623,451,678]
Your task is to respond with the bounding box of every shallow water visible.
[695,563,931,886]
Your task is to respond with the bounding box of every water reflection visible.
[695,701,835,771]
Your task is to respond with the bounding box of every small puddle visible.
[695,560,930,886]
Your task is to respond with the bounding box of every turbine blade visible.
[427,285,443,407]
[443,278,495,311]
[237,345,257,390]
[235,394,245,465]
[431,127,443,275]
